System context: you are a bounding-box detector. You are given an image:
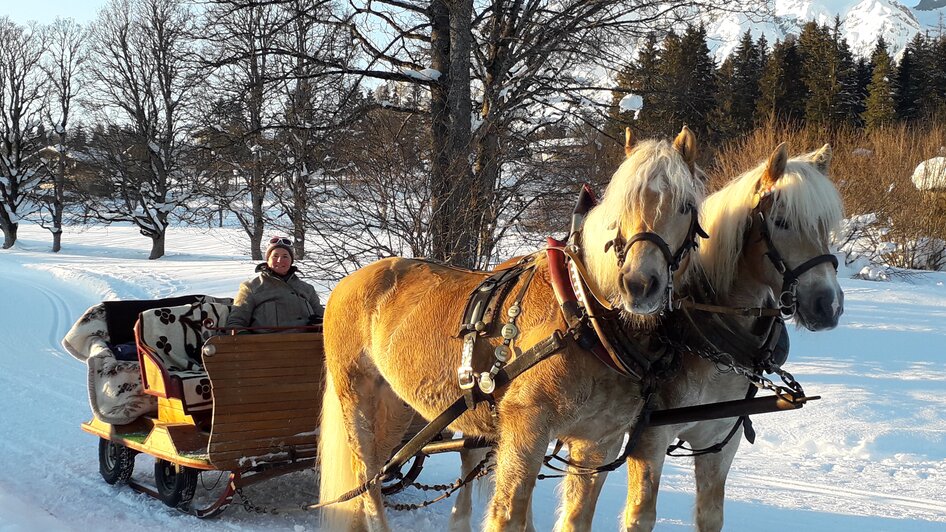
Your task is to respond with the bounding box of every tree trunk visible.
[1,221,17,249]
[447,0,475,268]
[251,181,264,260]
[428,0,454,264]
[52,228,62,253]
[53,133,67,253]
[149,231,166,260]
[293,169,307,260]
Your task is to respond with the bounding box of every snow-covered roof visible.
[911,156,946,191]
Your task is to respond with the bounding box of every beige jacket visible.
[226,265,324,330]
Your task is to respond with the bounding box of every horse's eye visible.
[773,218,790,230]
[679,202,694,214]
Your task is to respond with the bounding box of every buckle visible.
[458,366,475,389]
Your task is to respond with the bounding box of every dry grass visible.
[705,123,946,270]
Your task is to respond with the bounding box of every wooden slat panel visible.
[205,426,318,442]
[212,405,320,425]
[204,356,323,370]
[209,398,319,416]
[206,342,323,356]
[211,446,317,470]
[214,415,319,436]
[210,333,320,346]
[210,374,322,388]
[211,388,322,405]
[206,333,325,467]
[202,365,322,380]
[212,420,317,439]
[210,433,316,453]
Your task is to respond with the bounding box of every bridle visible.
[752,194,839,318]
[604,206,709,311]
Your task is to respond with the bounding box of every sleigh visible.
[68,297,325,517]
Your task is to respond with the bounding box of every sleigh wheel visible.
[98,438,135,485]
[154,459,198,507]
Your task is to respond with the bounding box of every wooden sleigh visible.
[79,298,324,518]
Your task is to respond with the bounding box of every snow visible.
[911,157,946,190]
[702,0,939,60]
[619,93,644,120]
[1,222,946,530]
[400,68,442,82]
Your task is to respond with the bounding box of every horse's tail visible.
[318,367,360,529]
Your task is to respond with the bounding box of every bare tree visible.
[39,18,88,252]
[85,0,202,259]
[268,0,357,259]
[197,1,287,260]
[0,18,48,249]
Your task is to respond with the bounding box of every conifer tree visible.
[612,34,664,138]
[798,22,834,124]
[730,30,764,133]
[709,57,737,142]
[830,17,862,125]
[863,37,896,129]
[659,24,716,137]
[756,36,805,124]
[895,35,925,121]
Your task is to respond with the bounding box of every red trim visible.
[546,237,625,374]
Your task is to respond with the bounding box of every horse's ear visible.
[760,142,788,191]
[810,143,832,173]
[673,125,697,173]
[624,127,635,157]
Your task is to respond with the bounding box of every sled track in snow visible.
[741,473,946,517]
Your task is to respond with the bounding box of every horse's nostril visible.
[625,274,662,301]
[644,274,660,298]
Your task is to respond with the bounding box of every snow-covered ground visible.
[1,222,945,531]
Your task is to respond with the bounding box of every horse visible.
[317,126,706,532]
[623,143,844,531]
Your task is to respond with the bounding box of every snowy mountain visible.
[704,0,946,60]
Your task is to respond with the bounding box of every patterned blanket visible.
[62,296,231,425]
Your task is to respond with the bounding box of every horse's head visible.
[701,143,844,331]
[582,126,706,318]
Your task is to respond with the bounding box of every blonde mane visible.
[696,154,844,297]
[581,139,704,299]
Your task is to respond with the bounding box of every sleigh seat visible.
[135,300,232,423]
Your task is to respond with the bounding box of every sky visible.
[1,0,106,25]
[0,220,944,530]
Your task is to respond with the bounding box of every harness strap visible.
[539,398,656,479]
[309,329,568,510]
[385,329,565,475]
[665,386,758,457]
[677,299,782,318]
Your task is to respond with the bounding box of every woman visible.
[226,237,324,331]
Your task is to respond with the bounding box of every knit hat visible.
[265,236,294,261]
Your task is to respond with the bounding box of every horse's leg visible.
[449,447,491,532]
[483,408,550,532]
[554,435,624,532]
[623,426,673,532]
[360,382,417,532]
[692,431,742,532]
[329,365,414,532]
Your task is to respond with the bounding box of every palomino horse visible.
[623,143,844,531]
[318,127,705,532]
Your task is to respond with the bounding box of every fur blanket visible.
[62,296,231,425]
